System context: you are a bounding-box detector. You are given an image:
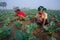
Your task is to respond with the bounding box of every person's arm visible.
[35,13,39,18]
[20,15,26,19]
[42,13,47,26]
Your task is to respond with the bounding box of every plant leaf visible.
[50,36,56,40]
[50,21,55,27]
[55,27,60,31]
[43,26,49,31]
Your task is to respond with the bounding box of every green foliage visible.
[15,30,36,40]
[0,26,11,38]
[22,23,37,40]
[25,16,31,20]
[25,15,34,20]
[49,21,55,34]
[26,23,37,35]
[43,21,60,40]
[14,20,22,29]
[0,9,60,40]
[43,21,55,33]
[4,18,11,26]
[28,36,36,40]
[24,9,37,15]
[50,21,55,27]
[44,21,59,34]
[50,36,56,40]
[15,30,24,40]
[55,27,60,31]
[43,26,49,31]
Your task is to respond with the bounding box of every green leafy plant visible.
[14,20,22,29]
[15,23,37,40]
[15,30,36,40]
[15,30,25,40]
[50,36,56,40]
[25,15,34,20]
[0,26,13,38]
[25,23,37,40]
[43,21,60,40]
[25,23,37,35]
[28,36,36,40]
[4,18,11,26]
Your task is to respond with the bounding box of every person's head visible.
[38,6,44,13]
[13,7,20,12]
[38,6,47,13]
[43,8,47,12]
[15,9,20,12]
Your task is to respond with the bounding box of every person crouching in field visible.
[14,8,26,21]
[35,6,48,28]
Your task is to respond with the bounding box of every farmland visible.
[0,9,60,40]
[0,9,60,20]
